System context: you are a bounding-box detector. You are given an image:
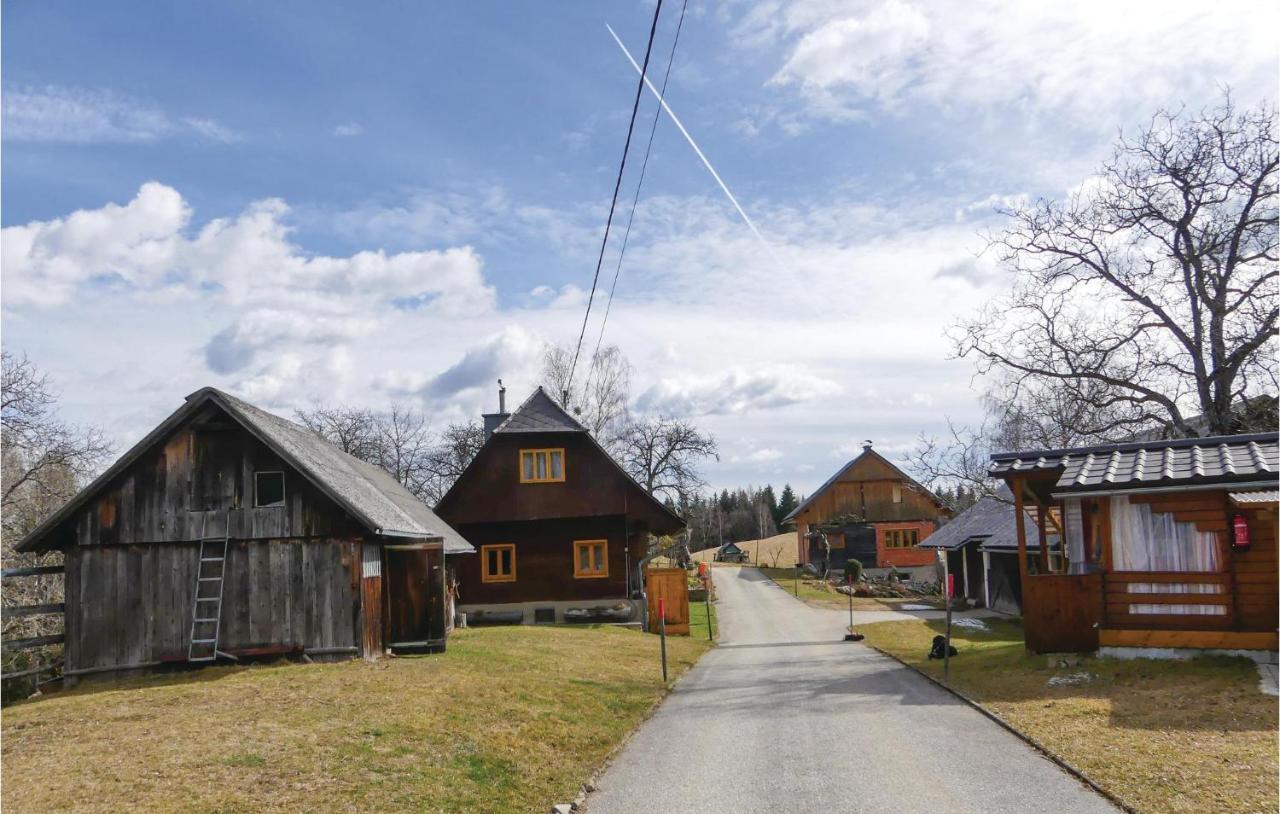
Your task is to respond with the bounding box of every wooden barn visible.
[917,490,1023,614]
[15,387,473,681]
[435,386,685,625]
[782,442,952,576]
[990,433,1278,654]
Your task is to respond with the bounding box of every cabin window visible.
[892,483,902,503]
[520,449,565,483]
[481,544,516,583]
[883,528,918,549]
[573,540,608,578]
[254,471,285,508]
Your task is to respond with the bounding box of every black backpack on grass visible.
[928,635,958,660]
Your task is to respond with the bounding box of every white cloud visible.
[737,0,1278,129]
[734,448,784,464]
[332,122,363,137]
[2,85,240,144]
[637,366,842,416]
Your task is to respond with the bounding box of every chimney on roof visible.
[482,379,511,441]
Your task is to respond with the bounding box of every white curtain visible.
[1110,495,1224,615]
[1064,499,1089,574]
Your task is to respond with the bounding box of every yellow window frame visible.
[573,539,608,579]
[480,543,517,583]
[519,448,566,483]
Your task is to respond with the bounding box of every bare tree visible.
[955,95,1277,438]
[2,352,113,644]
[373,405,435,500]
[616,416,718,501]
[421,420,485,504]
[293,403,379,459]
[541,343,631,449]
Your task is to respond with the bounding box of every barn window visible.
[573,540,608,578]
[520,449,565,483]
[254,471,285,508]
[883,528,918,549]
[892,483,902,503]
[481,544,516,583]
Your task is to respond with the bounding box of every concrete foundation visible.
[458,598,642,626]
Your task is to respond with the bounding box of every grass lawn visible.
[688,593,717,642]
[693,533,796,567]
[756,567,941,611]
[860,617,1278,814]
[2,624,712,814]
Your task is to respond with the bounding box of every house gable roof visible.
[17,387,474,554]
[494,387,587,434]
[781,446,947,524]
[989,432,1278,495]
[438,387,684,532]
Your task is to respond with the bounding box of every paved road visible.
[587,567,1118,814]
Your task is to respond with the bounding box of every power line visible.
[565,0,665,402]
[584,0,689,398]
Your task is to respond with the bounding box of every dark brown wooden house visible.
[990,433,1278,654]
[435,387,684,625]
[16,387,473,680]
[782,442,951,574]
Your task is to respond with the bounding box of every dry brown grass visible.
[860,618,1278,814]
[2,625,711,814]
[756,567,941,611]
[692,533,797,567]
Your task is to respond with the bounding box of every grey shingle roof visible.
[494,387,587,434]
[1230,489,1279,506]
[990,433,1278,494]
[917,490,1019,552]
[17,388,474,554]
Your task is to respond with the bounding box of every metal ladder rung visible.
[192,638,218,644]
[194,617,220,623]
[198,577,221,582]
[196,597,219,602]
[200,557,225,562]
[189,517,229,663]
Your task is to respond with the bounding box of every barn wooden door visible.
[383,547,446,653]
[645,567,690,634]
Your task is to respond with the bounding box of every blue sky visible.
[3,0,1276,495]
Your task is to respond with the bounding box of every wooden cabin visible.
[15,387,473,681]
[990,433,1278,654]
[782,442,952,576]
[435,387,685,625]
[713,542,749,563]
[918,490,1023,614]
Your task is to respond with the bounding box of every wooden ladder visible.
[188,517,229,663]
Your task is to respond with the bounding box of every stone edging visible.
[865,643,1138,814]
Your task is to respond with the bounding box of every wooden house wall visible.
[455,516,637,605]
[64,413,363,549]
[794,456,946,525]
[64,539,362,673]
[437,432,679,534]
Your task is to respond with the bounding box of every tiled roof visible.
[494,387,587,434]
[918,490,1019,552]
[1230,490,1279,506]
[990,433,1278,494]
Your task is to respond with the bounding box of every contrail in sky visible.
[606,23,779,265]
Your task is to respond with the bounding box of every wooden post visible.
[659,597,668,683]
[943,558,952,684]
[705,589,713,642]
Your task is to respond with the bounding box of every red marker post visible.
[944,568,954,683]
[658,597,668,683]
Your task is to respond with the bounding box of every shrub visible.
[843,559,863,583]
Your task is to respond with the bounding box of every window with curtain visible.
[1109,495,1224,615]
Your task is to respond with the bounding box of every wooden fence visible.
[2,564,65,683]
[645,567,690,635]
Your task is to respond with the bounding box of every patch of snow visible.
[1257,663,1278,697]
[1047,672,1096,687]
[951,617,989,631]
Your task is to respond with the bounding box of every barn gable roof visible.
[781,446,947,524]
[17,387,473,554]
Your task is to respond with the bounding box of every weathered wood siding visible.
[64,539,361,673]
[64,405,363,548]
[455,516,638,605]
[437,432,680,534]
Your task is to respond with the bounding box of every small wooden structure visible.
[713,542,748,563]
[14,387,474,680]
[991,433,1278,654]
[917,490,1023,614]
[437,386,685,625]
[645,568,690,635]
[783,441,951,571]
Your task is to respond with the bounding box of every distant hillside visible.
[692,533,796,568]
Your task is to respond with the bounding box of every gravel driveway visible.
[585,566,1118,814]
